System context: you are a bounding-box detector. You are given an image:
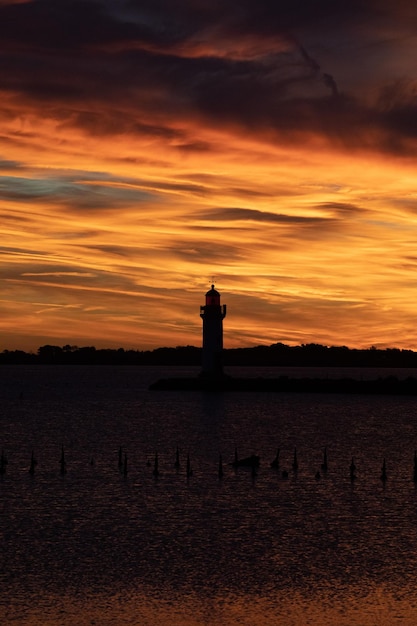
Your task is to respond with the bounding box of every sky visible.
[1,0,417,352]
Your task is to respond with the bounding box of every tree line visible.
[1,342,417,367]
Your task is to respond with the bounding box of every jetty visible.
[149,374,417,395]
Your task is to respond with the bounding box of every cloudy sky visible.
[1,0,417,351]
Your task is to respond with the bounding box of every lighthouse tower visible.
[200,284,227,377]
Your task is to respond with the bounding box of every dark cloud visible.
[0,159,22,169]
[0,212,32,224]
[200,207,326,224]
[227,187,278,199]
[0,0,416,154]
[166,240,245,263]
[314,203,364,216]
[1,257,139,292]
[380,96,417,139]
[175,140,212,152]
[84,244,139,257]
[0,245,52,257]
[0,173,155,209]
[0,1,140,50]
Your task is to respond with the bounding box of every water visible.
[1,365,417,625]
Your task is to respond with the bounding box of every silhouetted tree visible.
[1,343,417,367]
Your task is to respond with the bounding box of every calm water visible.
[2,365,417,625]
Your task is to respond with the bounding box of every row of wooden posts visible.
[1,446,417,483]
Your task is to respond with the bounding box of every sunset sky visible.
[1,0,417,351]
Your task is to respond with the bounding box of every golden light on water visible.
[17,586,417,626]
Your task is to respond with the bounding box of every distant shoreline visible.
[149,375,417,395]
[3,342,417,368]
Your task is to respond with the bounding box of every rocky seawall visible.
[149,375,417,394]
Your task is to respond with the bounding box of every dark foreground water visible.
[2,365,417,625]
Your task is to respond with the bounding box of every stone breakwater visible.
[149,375,417,394]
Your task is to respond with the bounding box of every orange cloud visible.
[1,1,417,351]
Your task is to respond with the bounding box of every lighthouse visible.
[200,284,226,377]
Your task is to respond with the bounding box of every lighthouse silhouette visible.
[200,284,226,377]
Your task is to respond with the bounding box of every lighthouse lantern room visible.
[200,284,226,377]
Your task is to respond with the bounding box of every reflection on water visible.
[10,585,417,626]
[1,366,417,625]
